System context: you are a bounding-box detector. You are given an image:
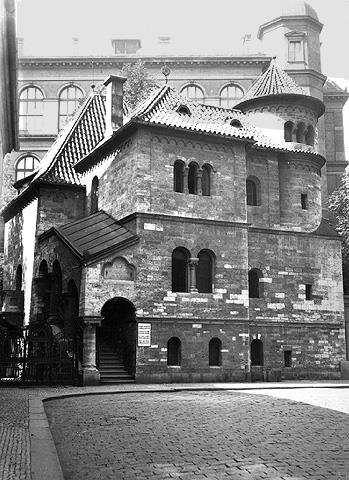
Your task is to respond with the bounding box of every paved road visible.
[45,390,349,480]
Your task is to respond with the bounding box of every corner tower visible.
[235,59,326,231]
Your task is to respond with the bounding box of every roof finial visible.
[161,65,171,84]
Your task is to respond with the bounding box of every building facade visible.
[1,58,346,384]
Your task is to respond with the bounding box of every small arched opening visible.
[188,162,199,194]
[100,297,137,375]
[201,164,212,196]
[197,249,214,293]
[15,265,23,291]
[246,177,261,206]
[49,260,63,327]
[90,176,99,214]
[251,339,264,366]
[174,160,185,193]
[64,279,80,339]
[284,121,294,142]
[296,122,306,143]
[167,337,181,366]
[209,337,222,366]
[172,247,190,292]
[249,268,263,298]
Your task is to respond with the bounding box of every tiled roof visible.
[55,210,138,259]
[238,58,307,103]
[31,91,106,186]
[324,78,349,95]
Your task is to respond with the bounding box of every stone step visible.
[100,378,135,384]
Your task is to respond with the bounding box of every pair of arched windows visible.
[246,177,261,206]
[174,161,212,196]
[167,337,222,366]
[19,85,85,133]
[179,83,244,107]
[172,248,214,293]
[284,121,315,146]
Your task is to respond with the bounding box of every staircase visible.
[98,340,135,384]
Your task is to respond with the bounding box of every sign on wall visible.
[138,323,151,346]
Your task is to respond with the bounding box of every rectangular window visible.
[305,284,313,300]
[288,40,303,62]
[301,194,308,210]
[284,350,292,367]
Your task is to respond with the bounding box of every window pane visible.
[180,84,204,102]
[59,86,84,130]
[16,155,40,181]
[220,84,244,108]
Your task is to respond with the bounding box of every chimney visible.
[158,36,170,54]
[103,75,126,135]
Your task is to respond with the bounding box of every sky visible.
[16,0,349,156]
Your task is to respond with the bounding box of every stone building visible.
[1,57,346,384]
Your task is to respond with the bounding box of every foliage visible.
[329,175,349,293]
[120,60,158,112]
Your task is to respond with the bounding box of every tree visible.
[329,175,349,293]
[121,60,158,112]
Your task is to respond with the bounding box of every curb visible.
[30,381,349,480]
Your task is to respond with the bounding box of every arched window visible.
[19,86,44,132]
[15,155,40,181]
[219,84,244,108]
[38,260,48,277]
[167,337,181,366]
[201,164,212,196]
[209,337,222,366]
[177,105,191,116]
[174,160,185,193]
[251,339,264,366]
[52,260,62,294]
[15,265,22,291]
[172,248,190,292]
[230,119,242,128]
[188,162,199,194]
[284,121,294,142]
[91,176,99,214]
[296,122,306,143]
[305,125,315,146]
[246,177,261,206]
[58,85,84,130]
[197,250,214,293]
[180,84,204,102]
[249,268,262,298]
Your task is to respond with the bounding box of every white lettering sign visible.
[138,323,151,346]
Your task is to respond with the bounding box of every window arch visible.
[219,84,244,108]
[58,85,84,130]
[91,176,99,214]
[197,250,214,293]
[15,265,23,291]
[177,105,191,116]
[19,86,44,132]
[180,84,204,102]
[246,177,261,206]
[249,268,263,298]
[174,160,185,193]
[306,125,315,146]
[15,155,40,182]
[188,162,199,194]
[284,121,294,142]
[167,337,181,366]
[38,260,48,277]
[296,122,306,143]
[209,337,222,366]
[172,248,190,292]
[251,339,264,366]
[201,164,212,196]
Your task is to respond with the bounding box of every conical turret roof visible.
[234,58,324,117]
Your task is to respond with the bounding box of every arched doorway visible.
[99,297,137,375]
[250,338,264,382]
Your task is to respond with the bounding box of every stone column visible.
[189,258,199,293]
[197,169,203,195]
[183,166,189,194]
[82,317,101,386]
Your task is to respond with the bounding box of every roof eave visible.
[39,227,83,259]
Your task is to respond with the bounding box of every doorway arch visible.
[100,297,137,375]
[251,338,264,366]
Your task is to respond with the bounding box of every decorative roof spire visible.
[242,57,307,102]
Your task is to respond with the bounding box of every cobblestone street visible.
[45,390,349,480]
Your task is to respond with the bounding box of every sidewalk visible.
[1,380,349,480]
